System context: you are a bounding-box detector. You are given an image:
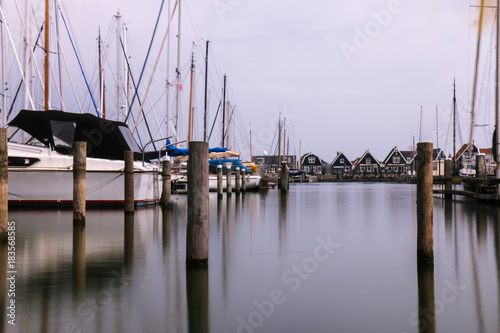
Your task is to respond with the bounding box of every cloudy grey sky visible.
[3,0,496,162]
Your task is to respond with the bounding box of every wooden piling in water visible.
[416,142,433,263]
[241,169,246,192]
[281,161,289,193]
[160,156,171,207]
[476,154,486,179]
[444,159,452,201]
[226,166,232,196]
[0,128,7,235]
[217,164,223,198]
[73,142,87,225]
[186,141,209,265]
[235,167,241,193]
[124,151,134,214]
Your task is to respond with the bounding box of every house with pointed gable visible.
[301,152,323,175]
[454,144,496,175]
[382,146,410,176]
[330,152,352,176]
[400,150,416,175]
[353,150,381,177]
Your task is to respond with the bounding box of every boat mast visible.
[469,0,486,153]
[453,78,457,169]
[187,50,194,142]
[221,74,226,147]
[496,0,500,190]
[54,0,62,107]
[203,40,209,142]
[98,26,105,118]
[115,11,122,121]
[44,0,50,110]
[0,0,6,127]
[249,123,253,160]
[175,0,181,143]
[278,115,282,169]
[166,0,171,138]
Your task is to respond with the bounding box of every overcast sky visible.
[3,0,496,162]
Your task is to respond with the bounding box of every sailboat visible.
[8,110,161,206]
[460,0,500,196]
[4,3,160,206]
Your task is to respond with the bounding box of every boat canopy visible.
[9,110,141,160]
[166,139,228,157]
[208,159,249,173]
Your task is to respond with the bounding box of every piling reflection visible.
[186,266,209,333]
[0,239,7,332]
[162,207,172,254]
[417,262,435,333]
[72,224,86,299]
[124,213,134,273]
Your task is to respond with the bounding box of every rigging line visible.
[7,22,44,118]
[0,6,35,109]
[131,1,178,135]
[124,0,166,123]
[119,36,155,151]
[59,8,99,116]
[207,100,221,142]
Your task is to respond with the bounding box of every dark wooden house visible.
[330,152,352,176]
[382,147,410,176]
[301,152,323,175]
[252,155,296,173]
[353,150,381,177]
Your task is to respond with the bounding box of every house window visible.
[345,166,350,173]
[257,158,264,166]
[360,166,365,172]
[367,166,373,172]
[308,156,315,164]
[366,158,371,164]
[340,158,344,164]
[393,156,400,163]
[304,166,310,172]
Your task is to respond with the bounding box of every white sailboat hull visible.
[8,143,160,206]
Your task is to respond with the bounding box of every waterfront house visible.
[353,150,381,178]
[382,146,410,177]
[400,150,416,175]
[301,152,323,175]
[330,152,352,177]
[432,148,447,176]
[455,144,478,171]
[252,155,297,173]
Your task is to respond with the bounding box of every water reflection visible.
[72,224,86,299]
[186,266,209,333]
[6,184,500,333]
[124,213,134,273]
[417,262,435,333]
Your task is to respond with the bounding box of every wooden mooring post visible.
[217,164,223,198]
[235,167,241,194]
[124,151,134,214]
[160,156,171,207]
[226,166,232,196]
[416,142,433,263]
[0,128,7,236]
[444,159,452,201]
[476,154,486,179]
[186,141,209,265]
[281,161,289,193]
[73,142,87,224]
[241,169,246,192]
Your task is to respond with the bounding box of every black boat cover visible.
[9,110,142,160]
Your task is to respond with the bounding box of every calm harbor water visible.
[4,183,500,333]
